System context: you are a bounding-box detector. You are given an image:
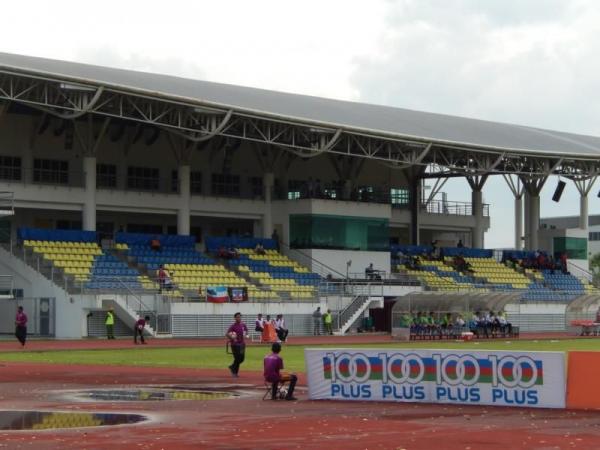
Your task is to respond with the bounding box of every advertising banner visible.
[305,348,565,409]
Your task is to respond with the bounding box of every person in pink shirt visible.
[263,342,297,401]
[15,306,28,347]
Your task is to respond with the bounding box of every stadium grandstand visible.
[0,52,600,339]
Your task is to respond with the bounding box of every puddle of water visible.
[81,389,234,402]
[0,411,146,430]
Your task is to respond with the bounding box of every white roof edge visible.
[1,52,600,160]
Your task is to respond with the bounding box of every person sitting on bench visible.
[264,342,297,401]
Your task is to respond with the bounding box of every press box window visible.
[0,156,21,181]
[97,164,117,188]
[127,166,159,191]
[33,158,69,185]
[211,173,240,197]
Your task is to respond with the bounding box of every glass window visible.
[33,158,69,185]
[127,166,160,191]
[290,214,389,251]
[191,171,202,194]
[0,156,21,181]
[287,179,303,200]
[249,176,263,197]
[390,188,409,205]
[96,164,117,188]
[553,237,587,260]
[211,173,240,197]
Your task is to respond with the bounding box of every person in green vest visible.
[323,309,333,335]
[105,308,115,340]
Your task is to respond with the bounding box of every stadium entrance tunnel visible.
[75,387,238,402]
[0,410,147,430]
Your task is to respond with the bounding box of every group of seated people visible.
[217,246,239,259]
[404,310,513,338]
[467,310,513,337]
[452,254,473,274]
[255,313,289,343]
[505,251,568,275]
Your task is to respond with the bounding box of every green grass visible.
[0,339,597,372]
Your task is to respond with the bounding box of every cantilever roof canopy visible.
[0,52,599,176]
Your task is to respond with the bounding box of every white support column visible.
[515,196,523,250]
[263,172,274,238]
[177,164,191,235]
[580,194,589,230]
[529,194,540,250]
[523,191,531,250]
[471,189,484,248]
[82,156,97,231]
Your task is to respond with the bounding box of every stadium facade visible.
[0,52,599,339]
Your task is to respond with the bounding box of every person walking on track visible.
[226,312,248,377]
[15,306,28,347]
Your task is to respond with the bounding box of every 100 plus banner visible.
[305,349,566,409]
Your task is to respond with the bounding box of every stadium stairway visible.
[101,296,155,337]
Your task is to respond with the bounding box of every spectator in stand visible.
[227,246,239,259]
[255,243,266,255]
[150,236,161,252]
[264,342,298,401]
[157,265,173,293]
[312,307,322,335]
[225,312,249,378]
[272,229,280,251]
[15,306,28,347]
[255,313,265,333]
[134,315,150,344]
[218,246,228,258]
[275,314,289,342]
[457,239,464,248]
[560,252,568,274]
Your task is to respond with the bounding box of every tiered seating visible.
[206,237,321,300]
[207,237,321,299]
[404,257,487,292]
[85,254,148,291]
[23,239,102,283]
[117,232,266,299]
[392,244,591,302]
[466,257,530,289]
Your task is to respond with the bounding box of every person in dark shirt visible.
[134,315,150,344]
[264,342,297,401]
[226,312,248,377]
[15,306,28,347]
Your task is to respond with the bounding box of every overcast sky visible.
[2,0,600,248]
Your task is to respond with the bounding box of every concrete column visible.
[580,194,589,230]
[82,156,96,231]
[177,164,191,235]
[529,194,540,250]
[471,189,484,248]
[263,172,274,238]
[514,196,523,250]
[409,179,420,245]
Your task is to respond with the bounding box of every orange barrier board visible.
[567,352,600,409]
